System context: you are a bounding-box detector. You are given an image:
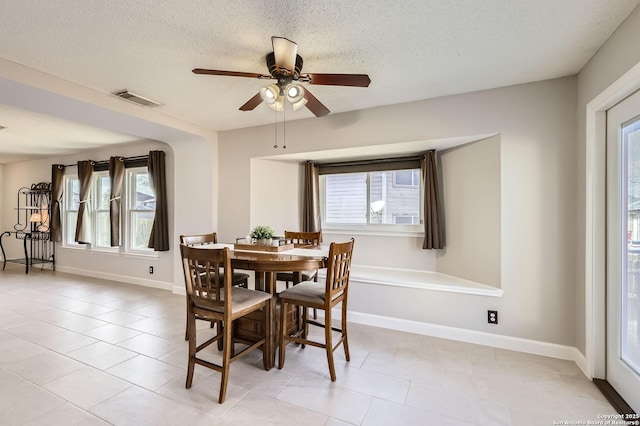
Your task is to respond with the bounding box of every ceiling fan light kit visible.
[192,36,371,117]
[285,84,307,111]
[260,84,284,111]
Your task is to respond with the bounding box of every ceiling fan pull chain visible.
[283,107,286,149]
[273,107,278,148]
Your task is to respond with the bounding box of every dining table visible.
[199,243,329,369]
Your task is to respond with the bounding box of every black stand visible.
[0,231,31,273]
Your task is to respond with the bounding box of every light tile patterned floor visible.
[0,267,616,425]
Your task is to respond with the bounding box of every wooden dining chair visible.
[276,231,322,289]
[180,244,271,404]
[275,231,323,319]
[277,239,354,381]
[180,233,249,288]
[180,233,250,341]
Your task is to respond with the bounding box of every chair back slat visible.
[180,244,231,311]
[180,232,218,246]
[284,231,321,246]
[325,239,354,297]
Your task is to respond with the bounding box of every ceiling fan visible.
[193,36,371,117]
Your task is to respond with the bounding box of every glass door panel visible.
[606,89,640,412]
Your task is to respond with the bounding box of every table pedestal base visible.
[234,301,298,369]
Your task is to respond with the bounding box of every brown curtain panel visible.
[75,160,94,244]
[50,164,65,242]
[147,150,169,251]
[302,161,322,234]
[422,151,445,249]
[109,156,125,246]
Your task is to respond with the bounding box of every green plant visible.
[250,225,274,240]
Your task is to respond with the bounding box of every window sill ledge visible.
[58,246,158,259]
[322,228,423,238]
[320,265,503,297]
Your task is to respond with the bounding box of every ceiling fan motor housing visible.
[266,52,303,79]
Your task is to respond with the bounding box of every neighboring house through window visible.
[320,158,422,230]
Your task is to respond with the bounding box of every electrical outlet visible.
[149,266,154,274]
[488,310,498,324]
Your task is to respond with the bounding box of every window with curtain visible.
[61,166,155,253]
[127,167,155,251]
[94,171,111,248]
[319,158,422,230]
[63,176,80,246]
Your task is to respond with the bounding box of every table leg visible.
[252,271,277,369]
[23,234,29,274]
[265,271,276,369]
[254,271,266,291]
[0,231,9,271]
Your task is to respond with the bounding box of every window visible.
[393,169,420,187]
[63,176,80,245]
[94,172,111,248]
[61,166,155,254]
[393,215,420,224]
[321,166,422,228]
[127,167,155,251]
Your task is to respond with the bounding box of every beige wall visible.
[437,136,501,287]
[220,76,578,345]
[249,158,300,235]
[575,5,640,354]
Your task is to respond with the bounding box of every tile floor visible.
[0,266,617,425]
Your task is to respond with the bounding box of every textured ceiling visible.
[0,0,638,163]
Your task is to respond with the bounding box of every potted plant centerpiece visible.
[250,225,275,245]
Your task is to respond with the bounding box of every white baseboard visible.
[55,266,173,291]
[572,347,589,378]
[321,309,587,369]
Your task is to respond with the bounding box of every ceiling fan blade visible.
[303,88,330,117]
[239,93,264,111]
[193,69,267,79]
[271,36,297,74]
[305,73,371,87]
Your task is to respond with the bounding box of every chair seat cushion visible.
[218,271,249,284]
[278,281,342,306]
[198,271,249,286]
[193,287,270,314]
[231,272,250,286]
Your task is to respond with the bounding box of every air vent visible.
[113,90,163,107]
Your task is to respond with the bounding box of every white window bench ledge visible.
[319,265,503,297]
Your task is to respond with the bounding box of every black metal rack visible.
[0,182,55,273]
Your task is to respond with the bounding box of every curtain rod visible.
[59,154,149,168]
[315,154,424,168]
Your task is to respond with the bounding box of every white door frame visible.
[586,60,640,380]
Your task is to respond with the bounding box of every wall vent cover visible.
[113,90,163,107]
